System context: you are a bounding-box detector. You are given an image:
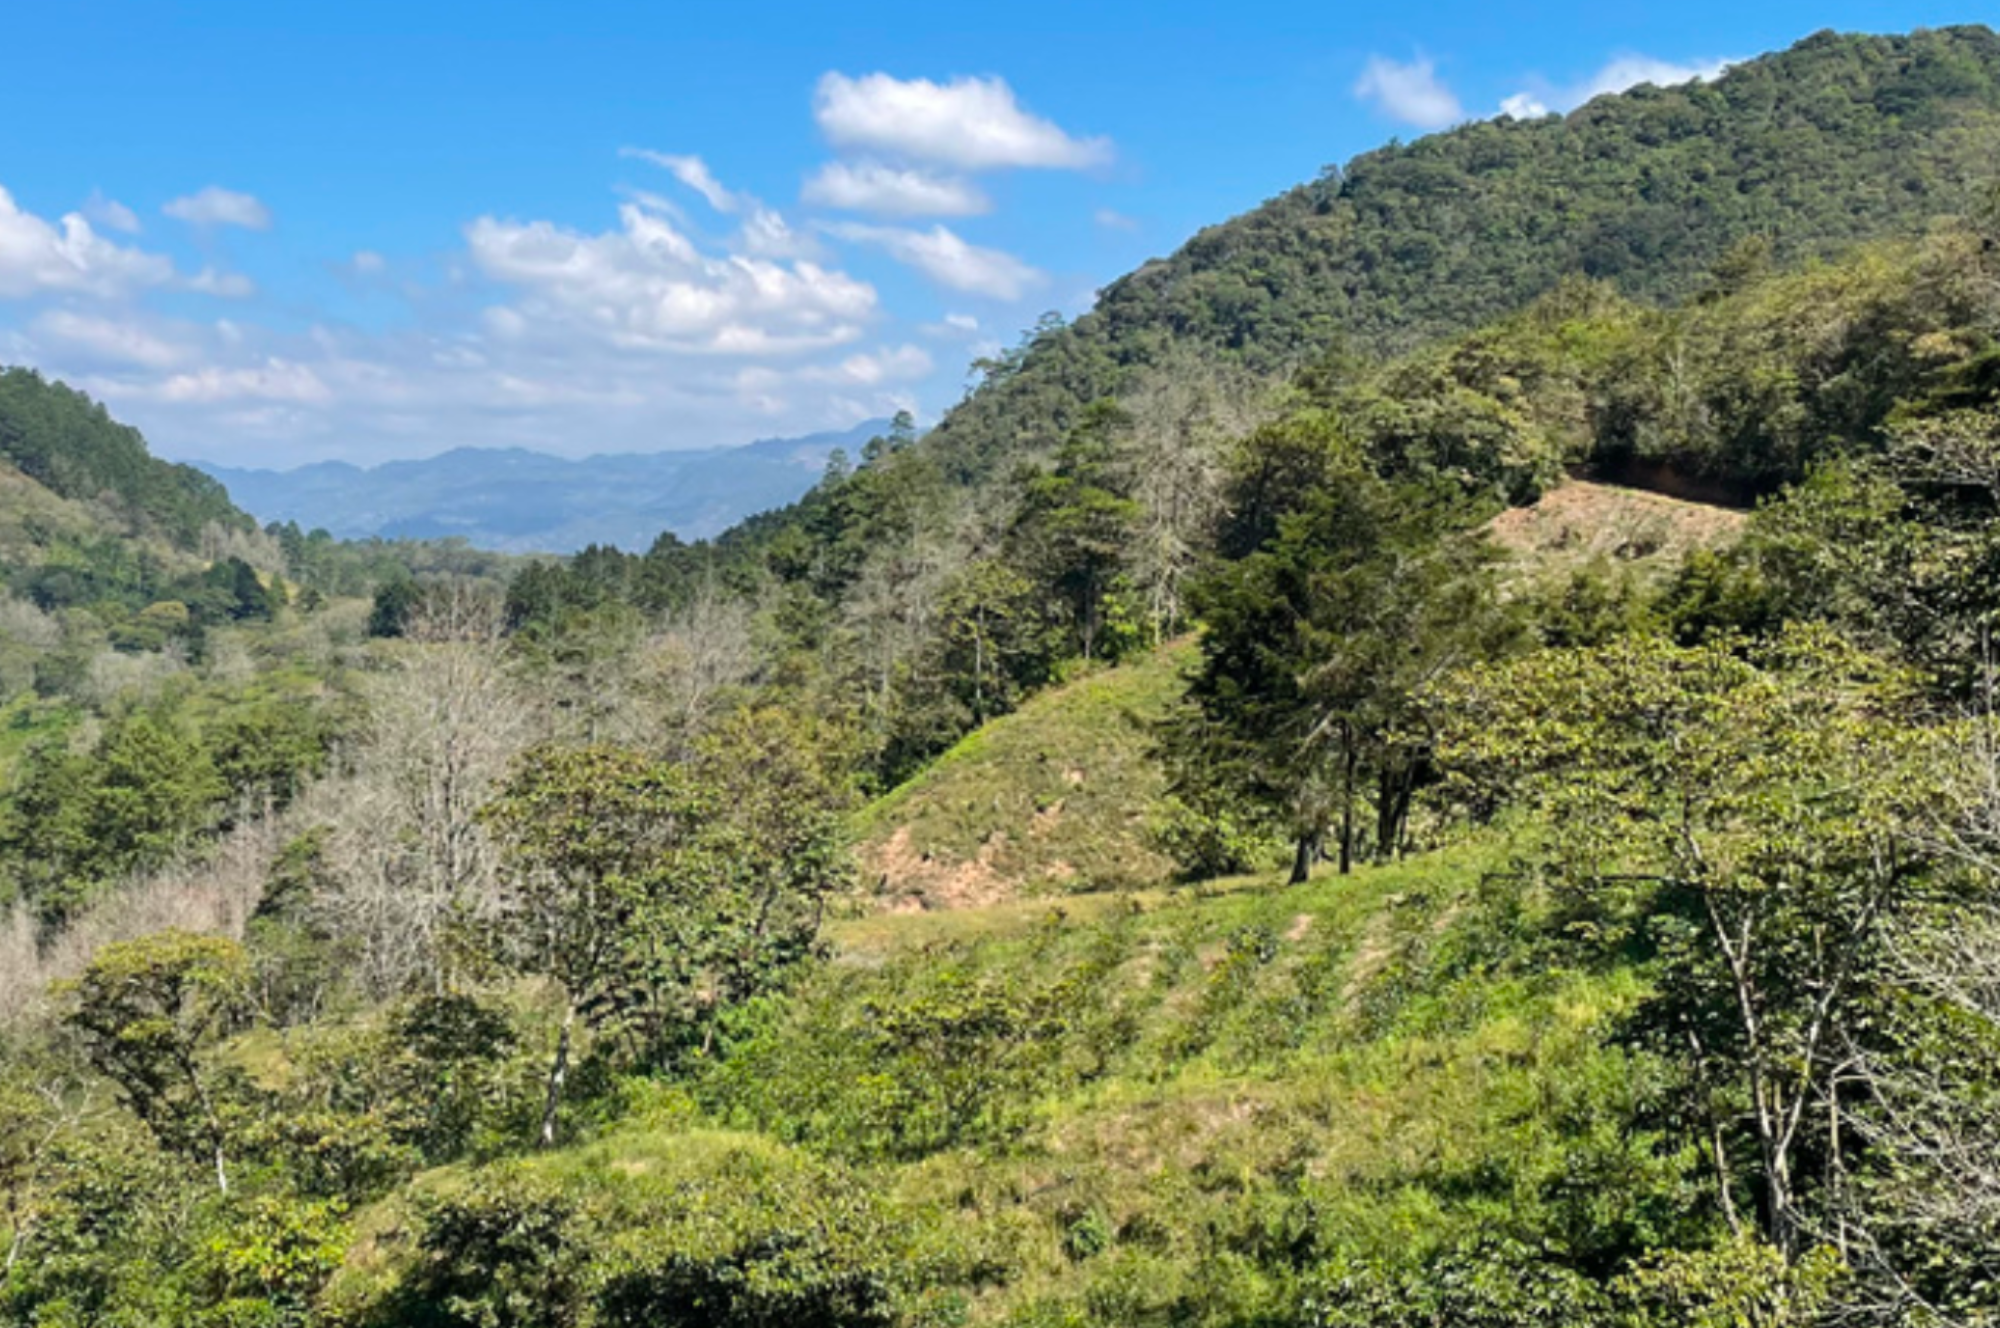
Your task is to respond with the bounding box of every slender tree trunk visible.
[540,1004,574,1149]
[182,1052,229,1194]
[1375,763,1399,864]
[1338,735,1357,876]
[1289,832,1318,886]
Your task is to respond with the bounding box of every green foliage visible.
[354,1136,948,1328]
[720,916,1138,1159]
[0,691,337,920]
[0,366,251,548]
[61,931,252,1190]
[1432,627,1958,1257]
[1009,403,1145,666]
[194,1194,351,1328]
[1170,421,1519,878]
[484,737,849,1143]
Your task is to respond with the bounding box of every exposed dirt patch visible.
[1485,480,1746,580]
[861,825,1017,914]
[1285,913,1314,943]
[1340,913,1399,1006]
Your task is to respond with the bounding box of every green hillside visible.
[929,25,2000,482]
[0,367,250,549]
[854,643,1195,907]
[329,843,1659,1328]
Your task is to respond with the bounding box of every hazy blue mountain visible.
[200,419,889,553]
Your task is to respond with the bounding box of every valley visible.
[3,22,2000,1328]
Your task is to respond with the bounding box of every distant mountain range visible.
[199,419,889,553]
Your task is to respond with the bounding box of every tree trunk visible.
[1289,831,1318,886]
[183,1053,229,1195]
[540,1004,574,1150]
[1338,736,1357,876]
[1376,763,1399,864]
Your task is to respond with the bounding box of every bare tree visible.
[0,805,282,1025]
[842,526,959,739]
[1121,350,1272,643]
[313,588,542,997]
[1828,718,2000,1324]
[629,585,759,759]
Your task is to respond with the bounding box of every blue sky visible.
[0,1,1980,467]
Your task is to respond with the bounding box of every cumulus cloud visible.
[1502,53,1734,119]
[814,72,1110,171]
[825,222,1043,300]
[1500,92,1551,119]
[1354,55,1465,130]
[620,149,741,213]
[803,161,990,217]
[466,196,876,353]
[162,186,273,231]
[82,191,142,234]
[0,186,176,298]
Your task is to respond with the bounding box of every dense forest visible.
[8,22,2000,1328]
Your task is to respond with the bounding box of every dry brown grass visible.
[1484,480,1747,582]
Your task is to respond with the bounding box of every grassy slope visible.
[338,842,1663,1325]
[853,642,1196,908]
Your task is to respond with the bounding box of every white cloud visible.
[1093,207,1138,232]
[32,310,189,369]
[1584,54,1733,100]
[0,185,176,299]
[621,149,740,213]
[825,222,1042,300]
[162,186,272,231]
[803,161,990,217]
[185,267,256,298]
[142,360,333,405]
[1501,53,1734,119]
[814,72,1110,171]
[1354,55,1465,130]
[350,250,387,275]
[804,344,933,386]
[921,311,981,339]
[735,206,820,260]
[38,302,940,467]
[82,191,141,234]
[466,196,876,353]
[623,154,819,260]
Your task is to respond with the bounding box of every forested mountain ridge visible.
[0,366,251,549]
[931,25,2000,481]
